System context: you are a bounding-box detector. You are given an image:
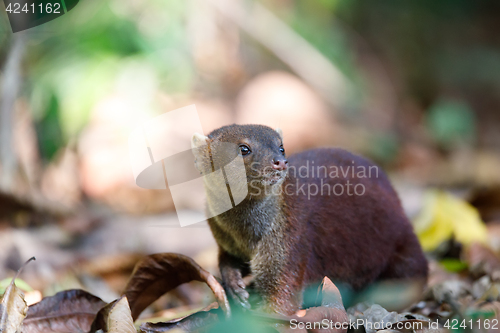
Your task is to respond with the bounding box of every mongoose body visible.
[191,124,428,315]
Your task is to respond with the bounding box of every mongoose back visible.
[191,124,428,315]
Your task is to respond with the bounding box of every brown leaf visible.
[137,276,348,333]
[0,257,34,333]
[317,277,344,309]
[255,277,349,333]
[431,280,471,304]
[138,303,221,333]
[292,277,349,332]
[21,289,106,333]
[463,242,500,277]
[0,280,28,333]
[124,253,229,321]
[90,296,136,333]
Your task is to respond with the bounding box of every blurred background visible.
[1,0,500,320]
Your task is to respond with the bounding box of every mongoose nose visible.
[272,158,288,171]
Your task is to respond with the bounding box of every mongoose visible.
[191,124,428,315]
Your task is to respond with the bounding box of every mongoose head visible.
[191,124,288,197]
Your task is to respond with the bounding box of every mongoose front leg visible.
[251,237,304,315]
[219,249,251,310]
[251,260,302,315]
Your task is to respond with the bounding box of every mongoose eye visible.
[279,145,285,155]
[239,144,251,156]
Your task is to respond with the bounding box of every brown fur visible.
[193,124,428,315]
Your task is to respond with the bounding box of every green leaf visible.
[439,259,468,273]
[0,279,33,296]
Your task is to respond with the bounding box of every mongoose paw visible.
[228,280,251,310]
[222,271,251,310]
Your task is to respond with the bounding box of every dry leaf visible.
[463,242,500,277]
[260,277,349,333]
[0,280,27,333]
[138,303,221,333]
[431,280,470,304]
[90,296,136,333]
[124,253,229,321]
[317,277,344,310]
[138,277,348,333]
[22,289,106,333]
[0,257,34,333]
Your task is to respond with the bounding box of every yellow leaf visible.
[414,190,488,252]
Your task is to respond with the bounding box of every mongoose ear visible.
[191,133,208,150]
[276,128,283,139]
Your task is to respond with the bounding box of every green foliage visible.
[23,0,195,159]
[34,92,64,161]
[368,132,399,164]
[0,278,33,296]
[439,259,468,273]
[289,0,364,111]
[426,99,476,149]
[7,0,498,161]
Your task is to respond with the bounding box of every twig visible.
[0,32,26,190]
[205,0,352,109]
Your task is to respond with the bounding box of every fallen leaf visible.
[414,190,488,252]
[124,253,229,321]
[261,277,349,333]
[431,280,470,304]
[21,289,106,333]
[472,276,494,300]
[438,259,468,273]
[0,284,27,333]
[356,304,399,333]
[463,242,500,277]
[138,277,349,333]
[316,277,344,309]
[0,257,34,333]
[90,296,136,333]
[138,303,221,332]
